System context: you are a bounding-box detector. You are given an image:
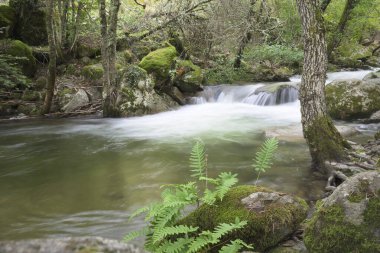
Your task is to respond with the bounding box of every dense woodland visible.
[0,0,380,252]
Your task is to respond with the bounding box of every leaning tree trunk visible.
[296,0,349,173]
[42,0,57,114]
[99,0,121,117]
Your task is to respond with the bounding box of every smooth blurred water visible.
[0,70,376,243]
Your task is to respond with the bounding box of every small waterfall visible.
[191,84,299,106]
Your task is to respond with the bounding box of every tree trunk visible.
[296,0,349,173]
[234,0,257,68]
[99,0,121,117]
[327,0,359,58]
[42,0,57,114]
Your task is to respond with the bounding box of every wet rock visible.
[268,240,307,253]
[0,237,143,253]
[173,59,204,93]
[304,171,380,253]
[82,64,104,81]
[180,185,309,252]
[362,70,380,81]
[265,124,358,142]
[63,89,89,113]
[326,79,380,120]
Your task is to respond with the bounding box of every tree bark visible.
[42,0,57,114]
[99,0,121,117]
[296,0,349,173]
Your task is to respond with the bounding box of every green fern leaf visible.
[152,225,198,244]
[155,238,193,253]
[218,239,253,253]
[187,231,215,253]
[189,139,207,179]
[215,172,238,201]
[253,137,279,173]
[201,188,218,205]
[123,227,150,242]
[211,219,248,241]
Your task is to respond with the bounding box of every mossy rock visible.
[0,5,16,39]
[326,79,380,120]
[77,43,101,59]
[0,39,36,77]
[255,82,299,94]
[138,45,178,80]
[304,171,380,253]
[122,65,148,88]
[124,50,133,63]
[180,185,308,252]
[82,64,104,80]
[173,59,204,93]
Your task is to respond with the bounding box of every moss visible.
[304,202,380,253]
[0,5,16,39]
[82,64,104,80]
[124,65,148,87]
[303,116,348,170]
[77,44,101,59]
[124,50,133,63]
[0,39,36,77]
[180,185,308,252]
[138,45,178,80]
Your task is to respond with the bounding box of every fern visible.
[125,139,276,252]
[189,139,207,179]
[219,240,254,253]
[252,137,279,185]
[124,227,150,242]
[153,225,198,244]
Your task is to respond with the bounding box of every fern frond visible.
[123,227,150,242]
[253,137,278,173]
[211,219,248,241]
[187,231,215,253]
[201,188,218,205]
[128,205,151,222]
[152,225,198,244]
[189,139,207,179]
[215,172,238,201]
[218,239,253,253]
[155,238,193,253]
[153,206,182,230]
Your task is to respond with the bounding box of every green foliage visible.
[252,137,279,185]
[0,54,29,89]
[125,139,256,253]
[244,44,303,69]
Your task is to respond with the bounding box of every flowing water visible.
[0,69,377,243]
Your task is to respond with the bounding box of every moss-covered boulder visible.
[0,39,36,77]
[119,65,179,116]
[326,79,380,120]
[304,171,380,253]
[180,185,308,252]
[76,42,101,59]
[0,5,16,39]
[173,59,204,93]
[138,45,178,80]
[82,64,104,80]
[10,0,47,46]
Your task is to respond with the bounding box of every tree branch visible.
[134,0,146,9]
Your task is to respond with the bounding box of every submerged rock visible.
[326,78,380,120]
[304,171,380,253]
[0,237,143,253]
[180,185,308,252]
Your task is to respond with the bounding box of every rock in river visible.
[0,237,143,253]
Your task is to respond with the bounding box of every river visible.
[0,70,377,242]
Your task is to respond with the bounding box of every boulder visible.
[253,82,299,105]
[76,42,101,59]
[82,64,104,80]
[119,65,178,116]
[326,79,380,120]
[173,59,204,93]
[0,39,37,77]
[62,89,89,113]
[0,5,16,39]
[0,237,143,253]
[304,171,380,253]
[138,45,178,80]
[180,185,308,252]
